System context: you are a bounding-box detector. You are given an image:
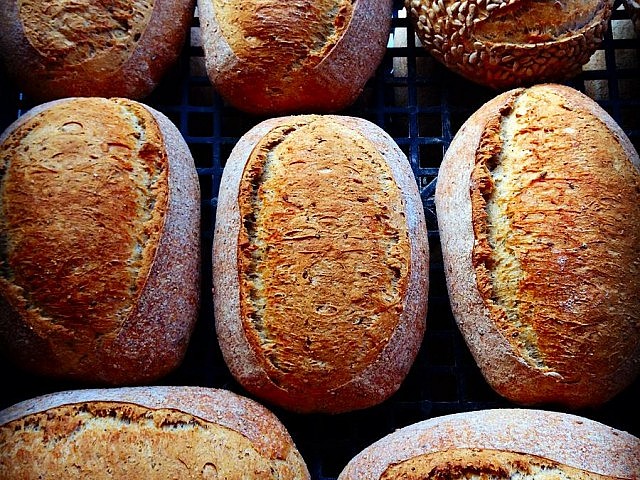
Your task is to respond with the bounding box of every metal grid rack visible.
[1,1,639,478]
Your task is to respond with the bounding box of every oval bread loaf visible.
[406,0,613,89]
[338,408,640,479]
[0,97,200,385]
[197,0,392,115]
[0,386,310,479]
[0,0,195,100]
[213,114,429,413]
[435,83,640,407]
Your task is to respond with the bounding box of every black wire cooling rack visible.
[1,1,639,478]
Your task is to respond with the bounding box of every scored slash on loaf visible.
[0,386,310,478]
[0,0,195,100]
[212,114,429,414]
[0,97,201,385]
[197,0,393,114]
[435,83,640,408]
[338,408,640,479]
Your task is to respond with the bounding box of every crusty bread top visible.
[0,0,195,99]
[237,117,410,393]
[435,83,640,407]
[0,97,168,377]
[0,97,199,386]
[407,0,613,88]
[338,408,640,479]
[214,114,428,413]
[0,386,310,479]
[199,0,392,114]
[17,0,154,77]
[214,0,352,68]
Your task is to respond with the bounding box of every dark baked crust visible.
[0,386,310,478]
[0,0,195,100]
[406,0,613,89]
[434,83,640,407]
[198,0,392,115]
[0,97,200,384]
[338,408,640,479]
[213,115,428,413]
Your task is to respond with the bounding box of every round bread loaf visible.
[435,83,640,408]
[338,408,640,479]
[0,386,310,479]
[0,97,200,385]
[406,0,613,89]
[0,0,195,100]
[213,115,429,413]
[197,0,392,115]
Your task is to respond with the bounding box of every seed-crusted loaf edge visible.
[197,0,392,115]
[434,83,640,408]
[212,114,428,414]
[406,0,613,90]
[0,385,310,478]
[338,408,640,479]
[0,97,201,385]
[0,0,195,100]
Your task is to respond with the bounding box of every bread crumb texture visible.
[381,448,613,479]
[470,86,640,380]
[0,97,168,373]
[407,0,611,88]
[237,117,410,393]
[17,0,153,75]
[214,0,352,81]
[0,402,301,478]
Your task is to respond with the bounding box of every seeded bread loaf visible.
[0,0,195,100]
[338,408,640,479]
[197,0,392,115]
[406,0,613,89]
[0,386,310,479]
[435,83,640,407]
[213,115,429,413]
[0,97,200,385]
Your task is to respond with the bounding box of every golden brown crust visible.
[406,0,613,89]
[213,115,428,413]
[338,409,640,479]
[198,0,392,115]
[0,97,200,384]
[0,386,310,479]
[435,83,640,407]
[0,0,195,100]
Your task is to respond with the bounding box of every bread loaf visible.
[406,0,613,89]
[0,97,200,385]
[338,408,640,479]
[197,0,392,115]
[435,83,640,407]
[213,115,429,413]
[0,0,195,100]
[0,386,310,479]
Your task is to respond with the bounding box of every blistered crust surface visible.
[237,118,410,393]
[470,87,640,382]
[0,97,168,374]
[18,0,154,76]
[214,0,352,71]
